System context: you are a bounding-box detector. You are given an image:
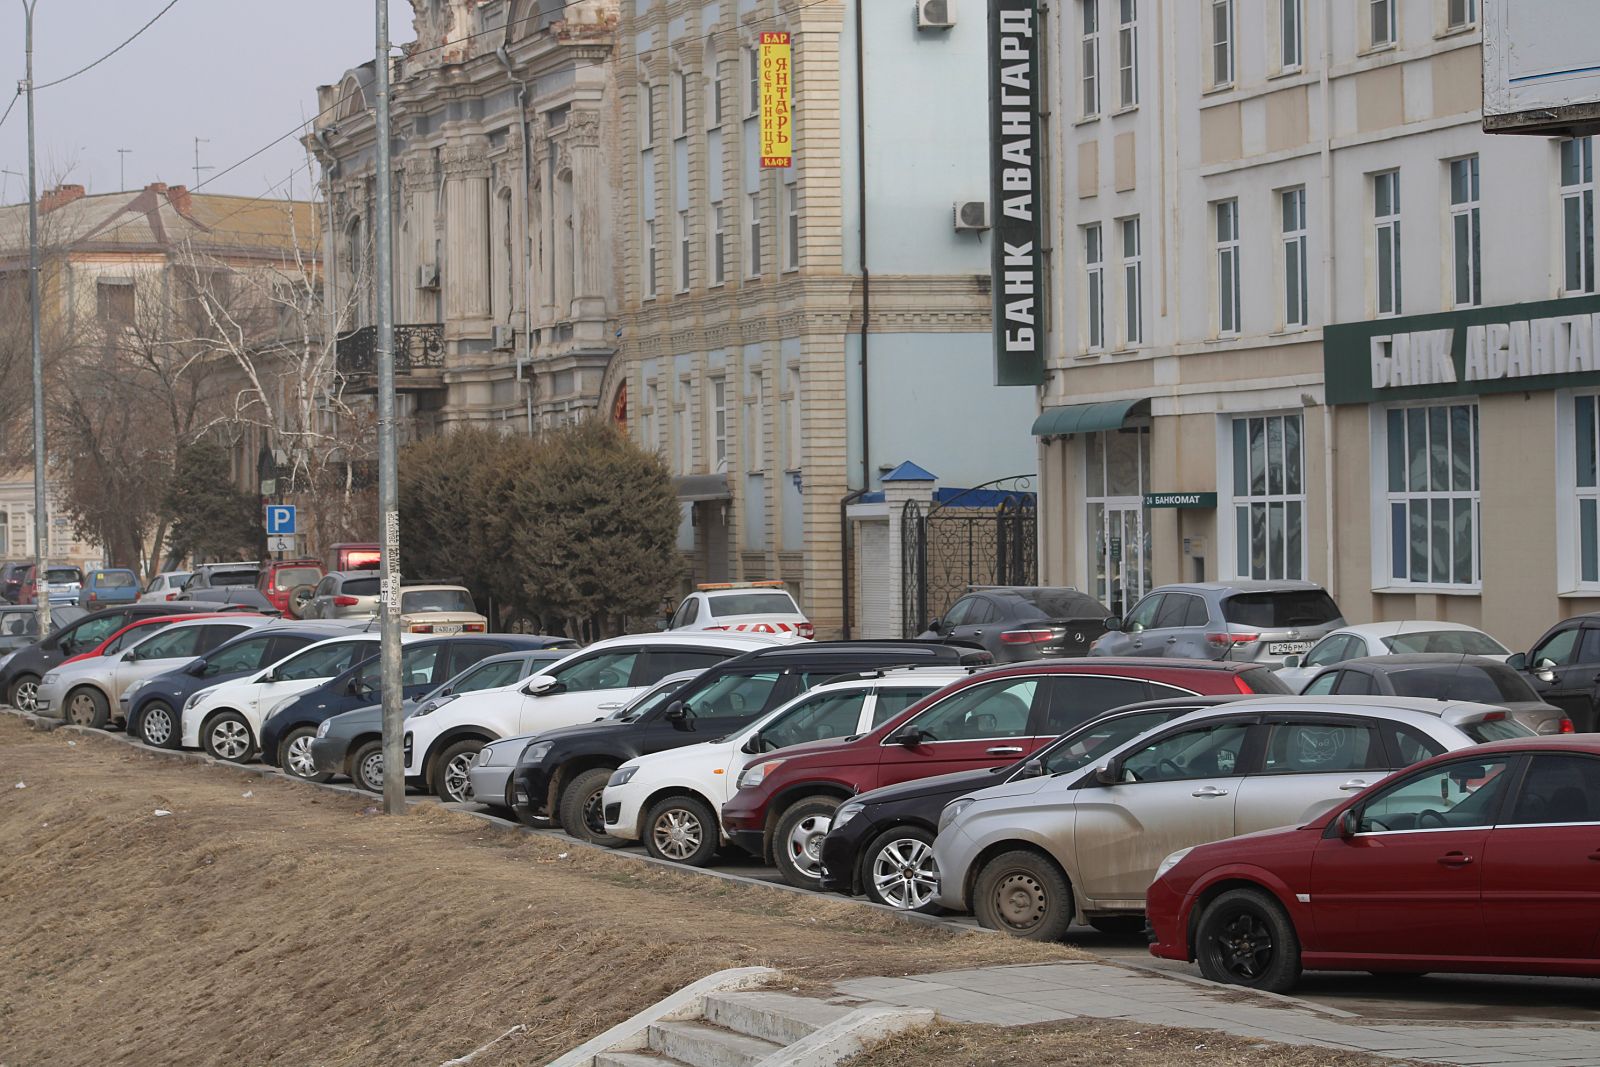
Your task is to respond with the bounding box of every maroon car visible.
[1147,735,1600,992]
[720,658,1290,889]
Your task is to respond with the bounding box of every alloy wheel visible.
[12,679,37,712]
[210,720,250,761]
[870,838,939,910]
[651,808,704,861]
[782,814,832,878]
[441,752,475,803]
[1210,908,1275,981]
[142,707,174,746]
[284,735,317,778]
[992,870,1048,932]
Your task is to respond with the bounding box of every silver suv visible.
[1091,580,1343,666]
[303,571,381,620]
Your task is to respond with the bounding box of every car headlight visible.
[316,719,332,738]
[938,797,976,834]
[41,672,57,686]
[737,758,786,790]
[124,679,148,699]
[1155,847,1193,882]
[517,740,554,767]
[475,742,516,768]
[184,691,204,711]
[263,696,298,723]
[833,801,865,830]
[608,765,638,788]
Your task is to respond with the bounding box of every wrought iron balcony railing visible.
[335,323,446,377]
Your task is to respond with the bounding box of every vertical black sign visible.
[989,0,1044,386]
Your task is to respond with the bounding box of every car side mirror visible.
[348,678,373,697]
[1281,654,1301,669]
[1506,652,1526,671]
[1337,809,1360,839]
[664,699,688,722]
[523,674,562,696]
[889,726,927,747]
[186,660,207,677]
[1535,657,1557,671]
[1538,668,1557,684]
[1102,616,1123,632]
[739,734,760,754]
[1014,758,1045,781]
[928,617,943,633]
[121,650,137,662]
[1094,761,1120,786]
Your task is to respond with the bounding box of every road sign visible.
[265,504,297,536]
[268,535,296,554]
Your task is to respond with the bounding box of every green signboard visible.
[1144,492,1217,509]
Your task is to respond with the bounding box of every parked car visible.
[933,697,1532,940]
[183,561,261,592]
[722,658,1290,890]
[126,621,370,748]
[405,632,793,805]
[603,668,967,867]
[259,634,568,781]
[38,615,271,728]
[918,586,1113,663]
[0,561,30,603]
[1277,621,1511,691]
[19,564,84,607]
[322,647,578,794]
[325,542,380,572]
[666,581,814,638]
[59,611,245,667]
[257,559,324,618]
[510,640,993,844]
[1091,581,1344,666]
[0,604,82,660]
[138,570,193,604]
[302,571,381,620]
[1147,735,1600,992]
[1507,613,1600,731]
[397,585,488,634]
[818,696,1246,912]
[80,568,140,609]
[1298,654,1566,735]
[178,586,281,614]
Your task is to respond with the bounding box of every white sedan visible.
[1276,620,1510,692]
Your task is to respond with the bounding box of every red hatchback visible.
[1148,735,1600,992]
[721,658,1289,889]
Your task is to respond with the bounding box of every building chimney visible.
[39,184,86,213]
[167,184,193,214]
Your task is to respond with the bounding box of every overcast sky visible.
[0,0,415,204]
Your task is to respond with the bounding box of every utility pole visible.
[21,0,49,638]
[374,0,404,816]
[117,148,131,190]
[192,137,212,189]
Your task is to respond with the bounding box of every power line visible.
[32,0,183,91]
[0,91,16,136]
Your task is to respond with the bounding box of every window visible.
[1303,634,1358,669]
[1281,188,1308,328]
[677,208,691,291]
[1369,0,1396,48]
[1562,138,1595,295]
[1577,395,1600,583]
[746,46,761,116]
[906,678,1040,741]
[354,644,444,690]
[1279,0,1303,70]
[1120,722,1250,782]
[1081,0,1101,117]
[710,204,726,285]
[1231,414,1305,580]
[1116,0,1137,108]
[1121,217,1142,345]
[783,366,802,469]
[710,59,725,127]
[1374,170,1402,316]
[747,190,763,277]
[871,687,936,727]
[711,378,728,472]
[549,649,639,692]
[1356,758,1513,833]
[1153,592,1207,628]
[759,689,869,750]
[276,640,371,682]
[1507,755,1600,825]
[97,279,134,327]
[642,84,658,145]
[131,626,206,660]
[200,634,275,676]
[644,218,659,297]
[1332,671,1376,696]
[1210,0,1234,88]
[1123,592,1163,632]
[452,658,526,693]
[1085,223,1105,350]
[1449,156,1481,308]
[1215,199,1241,335]
[684,670,781,722]
[673,69,690,137]
[1260,722,1382,775]
[1384,402,1480,587]
[1447,0,1476,30]
[784,184,800,271]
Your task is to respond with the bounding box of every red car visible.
[721,658,1289,889]
[1147,735,1600,992]
[60,612,250,666]
[258,559,325,617]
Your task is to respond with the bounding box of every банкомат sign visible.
[989,0,1043,386]
[1325,295,1600,404]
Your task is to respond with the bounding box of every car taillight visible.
[1233,674,1256,694]
[1206,632,1259,649]
[164,592,178,601]
[796,622,814,639]
[1001,629,1055,645]
[334,596,359,606]
[464,623,485,632]
[411,624,434,633]
[1560,717,1575,734]
[703,625,729,631]
[1481,711,1506,721]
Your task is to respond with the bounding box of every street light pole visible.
[374,0,404,816]
[22,0,50,637]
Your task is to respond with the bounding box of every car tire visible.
[202,711,255,763]
[279,727,331,783]
[973,849,1075,941]
[559,768,626,846]
[9,673,40,713]
[350,740,384,793]
[136,700,179,748]
[862,825,941,913]
[430,739,484,803]
[64,686,111,729]
[287,584,317,620]
[1087,915,1147,937]
[1194,888,1302,993]
[642,793,720,867]
[772,796,842,890]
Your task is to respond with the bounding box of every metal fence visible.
[901,489,1037,636]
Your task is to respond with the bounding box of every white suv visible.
[666,583,813,639]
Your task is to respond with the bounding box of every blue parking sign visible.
[265,505,297,536]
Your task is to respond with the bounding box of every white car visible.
[666,582,813,639]
[1276,621,1511,692]
[180,632,392,761]
[38,616,270,729]
[138,570,193,604]
[403,631,790,802]
[603,668,965,866]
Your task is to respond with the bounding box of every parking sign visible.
[265,505,297,536]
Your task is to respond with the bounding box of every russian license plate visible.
[433,623,463,634]
[1268,641,1311,656]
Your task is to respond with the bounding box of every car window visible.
[356,644,445,688]
[341,577,381,597]
[642,648,736,680]
[759,690,869,749]
[1382,630,1509,656]
[46,567,82,583]
[1532,626,1581,667]
[1304,634,1354,668]
[314,577,336,597]
[1153,594,1194,629]
[681,670,782,721]
[0,612,37,637]
[1505,754,1600,825]
[401,588,475,614]
[443,642,506,678]
[670,598,699,628]
[1582,628,1600,665]
[96,571,137,589]
[1357,758,1515,832]
[707,592,796,617]
[208,569,258,588]
[1221,590,1341,628]
[200,624,252,650]
[1183,595,1210,627]
[942,597,976,628]
[907,678,1039,741]
[265,634,317,663]
[131,626,206,660]
[869,686,937,727]
[1459,716,1535,743]
[69,615,124,647]
[1260,721,1382,774]
[104,623,161,654]
[1038,675,1152,735]
[548,649,640,692]
[1332,670,1375,696]
[270,566,322,591]
[965,599,998,625]
[1386,664,1536,704]
[1301,671,1338,695]
[618,676,695,722]
[274,640,373,681]
[1123,594,1163,633]
[1120,722,1251,782]
[1040,709,1180,776]
[452,658,526,693]
[1382,722,1447,765]
[203,635,277,675]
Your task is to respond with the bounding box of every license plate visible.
[1268,641,1311,656]
[433,623,462,634]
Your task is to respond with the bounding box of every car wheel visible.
[350,740,384,793]
[559,767,626,846]
[973,849,1075,941]
[1194,888,1302,993]
[137,700,179,748]
[430,739,484,803]
[279,727,331,783]
[863,826,941,912]
[772,796,841,890]
[202,712,255,763]
[643,793,719,866]
[1087,915,1147,937]
[64,686,110,729]
[9,673,40,713]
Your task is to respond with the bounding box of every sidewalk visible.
[836,962,1600,1066]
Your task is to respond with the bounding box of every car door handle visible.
[1191,786,1230,798]
[1437,851,1474,867]
[1587,851,1600,862]
[1339,779,1371,792]
[986,746,1024,755]
[596,703,622,712]
[1165,636,1178,644]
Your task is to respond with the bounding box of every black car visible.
[509,640,992,842]
[0,601,230,712]
[814,696,1243,913]
[0,562,30,604]
[0,604,84,657]
[1508,613,1600,731]
[259,633,573,781]
[1299,654,1565,735]
[918,586,1112,662]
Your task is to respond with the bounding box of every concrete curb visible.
[761,1005,936,1067]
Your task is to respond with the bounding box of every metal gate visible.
[901,478,1037,637]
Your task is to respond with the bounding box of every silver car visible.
[1091,580,1344,666]
[304,571,381,620]
[932,696,1532,940]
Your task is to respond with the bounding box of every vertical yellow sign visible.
[760,31,792,168]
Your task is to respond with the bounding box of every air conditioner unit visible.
[491,324,515,351]
[415,262,440,289]
[953,200,990,232]
[916,0,954,30]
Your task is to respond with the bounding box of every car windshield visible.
[46,568,81,583]
[274,641,372,681]
[453,658,527,694]
[1009,588,1109,619]
[617,677,693,722]
[271,566,322,591]
[208,569,258,587]
[401,589,475,614]
[1461,717,1535,743]
[94,571,136,588]
[341,577,381,597]
[1382,630,1509,656]
[1037,710,1181,775]
[707,592,796,617]
[1387,664,1536,703]
[1221,590,1341,628]
[0,611,36,637]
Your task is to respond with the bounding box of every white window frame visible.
[1373,401,1481,591]
[1210,0,1234,89]
[784,184,800,272]
[710,203,726,286]
[1084,223,1105,351]
[1215,198,1241,336]
[1223,413,1307,581]
[1446,0,1477,30]
[1280,187,1308,329]
[1374,170,1402,317]
[747,189,764,278]
[1081,0,1101,118]
[1279,0,1303,72]
[641,83,658,146]
[673,69,690,137]
[677,208,691,292]
[746,46,761,117]
[644,217,659,298]
[1449,155,1481,308]
[1562,137,1596,296]
[710,59,725,128]
[1120,216,1142,346]
[1368,0,1396,49]
[711,377,728,473]
[1559,391,1600,593]
[1117,0,1138,109]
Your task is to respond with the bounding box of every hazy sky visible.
[0,0,416,204]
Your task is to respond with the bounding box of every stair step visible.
[647,1020,782,1067]
[595,1052,682,1067]
[703,991,855,1046]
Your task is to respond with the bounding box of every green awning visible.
[1030,398,1147,437]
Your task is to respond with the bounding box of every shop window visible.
[1383,402,1480,588]
[1575,394,1600,585]
[1086,428,1151,618]
[1229,414,1305,581]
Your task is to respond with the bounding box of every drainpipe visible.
[498,44,538,435]
[839,0,871,638]
[839,487,867,639]
[1318,0,1337,594]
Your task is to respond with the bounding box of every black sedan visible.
[1298,653,1566,735]
[917,586,1112,662]
[817,696,1242,913]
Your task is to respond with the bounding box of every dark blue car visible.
[259,633,576,781]
[127,621,366,748]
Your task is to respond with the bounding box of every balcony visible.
[336,324,446,392]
